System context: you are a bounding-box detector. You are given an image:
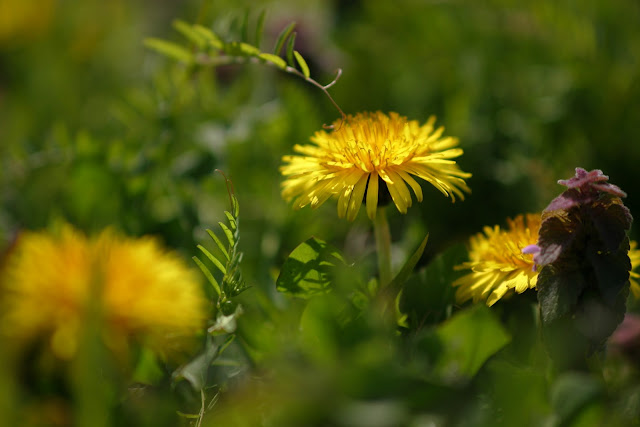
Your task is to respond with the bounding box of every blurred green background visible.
[2,0,640,425]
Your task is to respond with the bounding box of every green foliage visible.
[430,305,511,384]
[276,237,346,298]
[146,17,317,82]
[2,1,640,426]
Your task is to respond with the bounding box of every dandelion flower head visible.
[0,225,207,360]
[453,214,541,306]
[280,112,471,220]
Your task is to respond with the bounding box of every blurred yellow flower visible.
[453,214,541,306]
[0,0,56,44]
[629,241,640,299]
[0,226,207,360]
[280,112,471,221]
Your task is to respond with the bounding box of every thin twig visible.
[195,389,206,427]
[194,52,346,129]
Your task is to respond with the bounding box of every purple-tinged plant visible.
[529,168,633,369]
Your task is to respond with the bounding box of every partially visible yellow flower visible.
[629,241,640,299]
[0,225,207,360]
[280,112,471,221]
[0,0,56,45]
[453,214,541,306]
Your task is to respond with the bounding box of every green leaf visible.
[241,9,250,43]
[224,211,237,230]
[132,348,164,385]
[432,305,511,384]
[218,222,234,248]
[225,41,260,57]
[537,267,586,324]
[197,244,226,275]
[231,193,239,218]
[238,42,261,56]
[173,19,206,49]
[193,256,221,297]
[144,38,193,64]
[192,24,223,50]
[293,50,310,79]
[388,234,429,293]
[207,229,229,261]
[272,21,296,55]
[400,243,465,326]
[550,372,603,426]
[286,32,297,66]
[173,337,219,391]
[276,237,345,298]
[258,53,287,69]
[255,10,266,48]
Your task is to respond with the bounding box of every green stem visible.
[374,207,392,287]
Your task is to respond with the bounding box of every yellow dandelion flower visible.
[453,214,541,306]
[0,225,207,360]
[280,111,471,221]
[629,241,640,299]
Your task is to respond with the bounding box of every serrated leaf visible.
[273,21,296,55]
[192,24,224,50]
[173,19,206,49]
[144,38,193,64]
[294,50,310,78]
[537,266,586,324]
[193,256,221,298]
[590,202,633,252]
[207,229,229,261]
[286,32,297,66]
[587,239,630,306]
[258,53,287,69]
[197,244,226,275]
[276,237,345,298]
[255,10,266,48]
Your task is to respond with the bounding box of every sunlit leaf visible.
[294,50,310,79]
[207,229,229,261]
[144,38,193,63]
[193,256,221,297]
[276,237,345,298]
[173,19,207,49]
[218,222,234,247]
[258,53,287,69]
[192,24,224,50]
[197,244,226,275]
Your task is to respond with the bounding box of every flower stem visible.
[374,207,392,287]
